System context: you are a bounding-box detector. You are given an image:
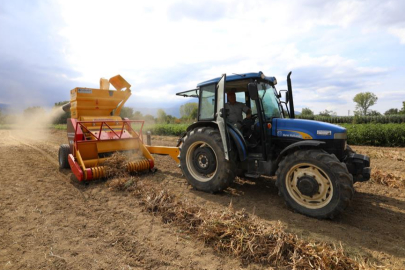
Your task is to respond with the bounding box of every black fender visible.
[186,121,218,132]
[176,122,219,147]
[181,121,247,162]
[276,140,326,165]
[226,124,247,161]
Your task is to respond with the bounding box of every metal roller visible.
[91,166,107,179]
[127,159,150,172]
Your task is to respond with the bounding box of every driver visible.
[225,89,252,129]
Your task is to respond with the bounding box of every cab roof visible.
[197,71,277,87]
[176,71,277,97]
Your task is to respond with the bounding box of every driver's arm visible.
[242,104,252,118]
[246,108,252,118]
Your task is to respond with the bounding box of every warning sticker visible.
[78,88,92,94]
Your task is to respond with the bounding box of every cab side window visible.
[199,84,216,120]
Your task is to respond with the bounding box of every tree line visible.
[119,102,198,124]
[300,92,405,117]
[0,102,198,125]
[1,91,404,125]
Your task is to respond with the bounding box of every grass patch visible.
[52,124,67,130]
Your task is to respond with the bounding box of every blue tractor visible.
[176,72,370,219]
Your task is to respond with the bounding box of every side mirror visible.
[279,90,289,104]
[248,83,259,100]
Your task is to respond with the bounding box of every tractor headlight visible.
[334,132,347,139]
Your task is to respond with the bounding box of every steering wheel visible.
[250,113,258,121]
[240,115,255,137]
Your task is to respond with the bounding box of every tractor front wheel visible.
[276,149,354,219]
[179,127,236,193]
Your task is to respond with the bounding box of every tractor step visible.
[244,173,260,179]
[248,153,263,159]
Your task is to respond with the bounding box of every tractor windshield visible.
[258,82,282,120]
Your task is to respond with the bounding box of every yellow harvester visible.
[58,75,179,181]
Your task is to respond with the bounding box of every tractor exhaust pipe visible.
[287,71,295,119]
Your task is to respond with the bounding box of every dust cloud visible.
[11,106,66,141]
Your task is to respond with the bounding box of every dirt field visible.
[1,128,405,269]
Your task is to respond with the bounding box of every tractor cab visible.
[177,72,288,124]
[177,72,291,165]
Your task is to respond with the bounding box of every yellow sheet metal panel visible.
[84,158,102,167]
[100,78,110,90]
[69,87,131,119]
[76,150,87,180]
[109,75,131,91]
[96,139,141,153]
[70,101,78,118]
[139,142,154,163]
[79,116,124,131]
[77,142,98,160]
[146,146,180,163]
[80,116,122,122]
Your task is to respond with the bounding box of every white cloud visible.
[389,27,405,44]
[54,0,405,115]
[1,0,404,115]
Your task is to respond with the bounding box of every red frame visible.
[74,120,145,143]
[70,120,148,181]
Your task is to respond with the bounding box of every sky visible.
[0,0,404,116]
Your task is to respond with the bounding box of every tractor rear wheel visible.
[179,127,236,193]
[58,144,70,169]
[276,149,354,219]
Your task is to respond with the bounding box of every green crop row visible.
[297,115,405,124]
[145,124,188,136]
[48,123,188,135]
[147,123,405,147]
[50,123,405,147]
[340,123,405,147]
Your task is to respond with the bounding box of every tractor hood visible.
[272,118,347,140]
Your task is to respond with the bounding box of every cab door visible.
[215,74,229,160]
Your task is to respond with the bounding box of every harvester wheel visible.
[58,144,70,169]
[179,127,236,193]
[276,149,354,219]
